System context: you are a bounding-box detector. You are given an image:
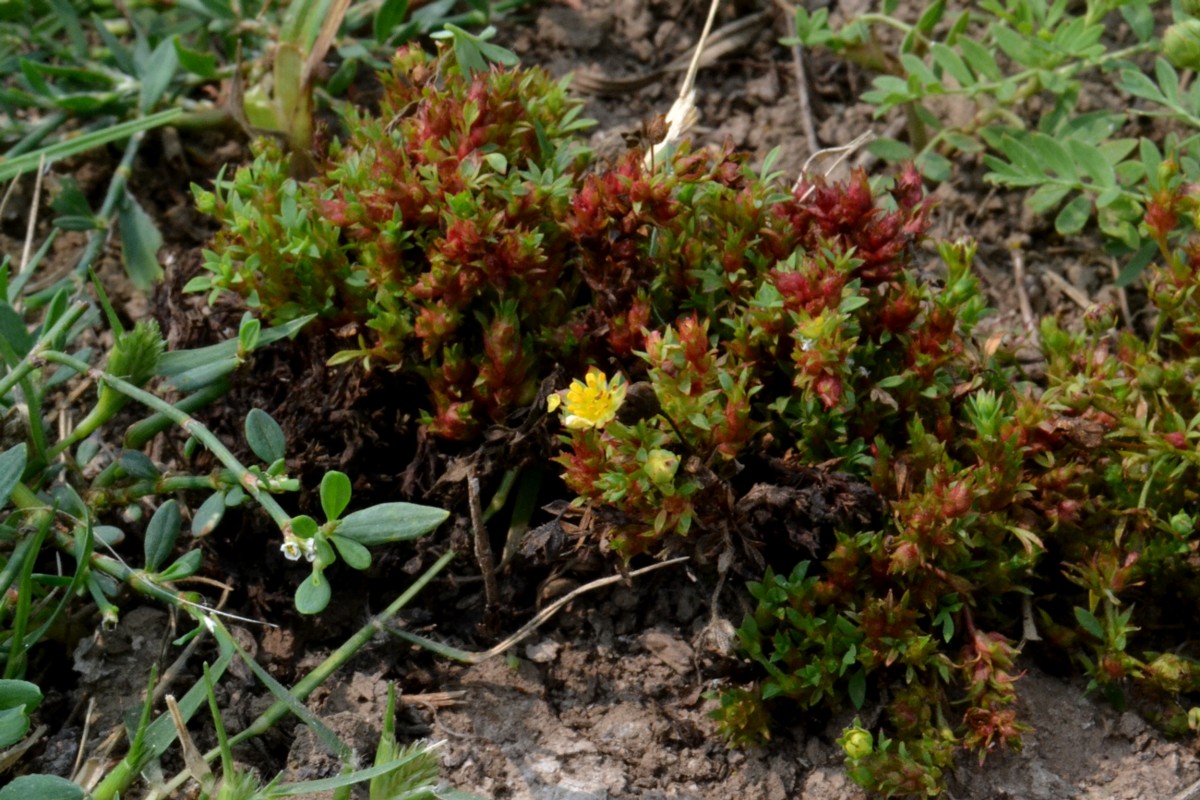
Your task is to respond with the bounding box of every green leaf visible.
[847,669,866,710]
[0,679,41,711]
[119,450,160,480]
[295,569,332,614]
[191,492,226,537]
[915,151,951,183]
[144,499,181,572]
[374,0,409,42]
[0,303,34,359]
[991,25,1036,67]
[334,503,449,546]
[1054,194,1091,235]
[245,408,286,463]
[1073,606,1105,640]
[0,706,30,748]
[0,775,85,800]
[0,679,41,748]
[158,549,203,582]
[477,40,519,67]
[117,189,164,290]
[138,37,179,111]
[867,137,913,162]
[1096,138,1138,168]
[290,515,319,539]
[1116,68,1165,104]
[238,316,261,352]
[1115,240,1156,288]
[331,535,372,570]
[1156,57,1181,109]
[172,36,217,79]
[320,471,352,521]
[959,37,1001,81]
[0,444,27,511]
[1066,140,1115,187]
[930,42,973,86]
[1120,3,1154,42]
[913,0,945,36]
[1027,133,1076,181]
[995,135,1042,179]
[1026,182,1072,215]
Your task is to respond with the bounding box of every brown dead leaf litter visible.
[12,0,1200,798]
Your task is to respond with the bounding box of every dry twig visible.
[1008,239,1038,345]
[469,473,499,629]
[773,0,819,156]
[389,557,690,664]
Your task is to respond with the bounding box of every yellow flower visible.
[548,367,626,430]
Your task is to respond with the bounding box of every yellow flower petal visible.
[552,367,626,429]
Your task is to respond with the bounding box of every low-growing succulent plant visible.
[194,39,1200,798]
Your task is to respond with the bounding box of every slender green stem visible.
[6,481,187,609]
[39,350,293,531]
[482,467,517,523]
[70,129,144,281]
[4,111,68,158]
[2,517,51,679]
[88,474,231,510]
[150,551,457,798]
[123,380,231,450]
[226,549,455,747]
[0,300,89,400]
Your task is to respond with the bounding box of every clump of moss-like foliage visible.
[194,43,1200,797]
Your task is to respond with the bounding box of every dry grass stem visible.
[1009,240,1038,344]
[794,130,875,195]
[469,474,499,626]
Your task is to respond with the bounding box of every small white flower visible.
[281,538,304,561]
[799,337,816,352]
[302,537,318,562]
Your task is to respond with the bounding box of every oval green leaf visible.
[320,471,352,522]
[0,679,42,711]
[1054,194,1091,236]
[335,503,449,546]
[119,450,160,480]
[191,492,227,538]
[0,706,30,748]
[0,775,86,800]
[245,408,286,463]
[158,549,203,582]
[295,570,332,615]
[144,499,181,572]
[331,535,372,570]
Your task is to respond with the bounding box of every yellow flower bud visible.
[840,725,873,760]
[645,449,680,485]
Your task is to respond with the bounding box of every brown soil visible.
[10,0,1200,798]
